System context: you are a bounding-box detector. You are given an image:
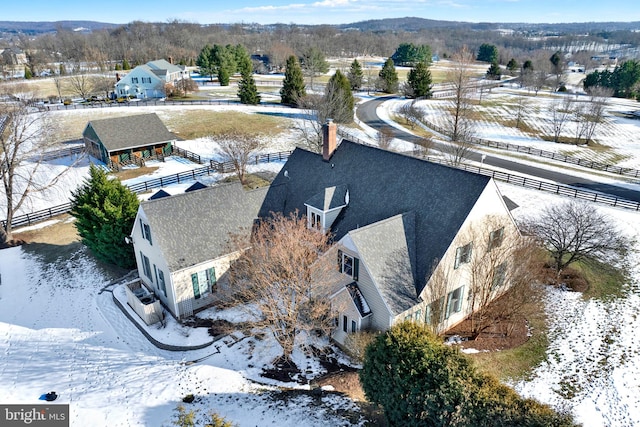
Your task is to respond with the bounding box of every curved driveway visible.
[356,97,640,203]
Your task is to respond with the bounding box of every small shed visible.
[83,113,176,169]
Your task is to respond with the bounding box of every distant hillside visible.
[1,17,639,37]
[0,21,118,35]
[338,17,471,31]
[338,16,640,33]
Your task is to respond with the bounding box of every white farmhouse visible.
[115,59,189,99]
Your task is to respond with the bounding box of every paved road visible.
[356,96,640,203]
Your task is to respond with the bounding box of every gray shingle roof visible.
[85,113,176,152]
[348,213,418,315]
[146,59,184,74]
[261,140,491,300]
[142,182,268,271]
[305,184,348,210]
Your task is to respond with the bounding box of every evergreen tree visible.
[347,59,364,90]
[211,44,236,86]
[301,47,329,90]
[360,322,578,427]
[324,69,354,123]
[405,61,432,98]
[196,44,215,81]
[238,51,260,105]
[391,43,432,66]
[24,67,33,79]
[486,60,502,80]
[70,165,139,269]
[506,58,519,75]
[280,55,306,106]
[378,58,399,93]
[477,43,499,63]
[122,59,131,70]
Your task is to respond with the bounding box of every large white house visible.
[130,123,520,345]
[115,59,189,99]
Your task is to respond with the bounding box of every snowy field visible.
[390,87,640,169]
[2,101,640,426]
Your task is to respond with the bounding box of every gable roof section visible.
[185,181,208,192]
[84,113,175,152]
[261,140,491,297]
[146,59,184,75]
[347,212,418,315]
[142,182,268,271]
[148,189,171,200]
[305,184,348,211]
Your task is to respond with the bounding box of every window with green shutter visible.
[191,273,200,299]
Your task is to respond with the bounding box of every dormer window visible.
[338,249,359,280]
[305,184,349,232]
[311,211,322,230]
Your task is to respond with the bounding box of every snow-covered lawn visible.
[389,88,640,169]
[0,246,361,426]
[2,100,640,426]
[502,187,640,427]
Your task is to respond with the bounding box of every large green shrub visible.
[360,322,578,427]
[70,164,139,269]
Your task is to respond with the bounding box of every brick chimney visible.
[322,119,337,161]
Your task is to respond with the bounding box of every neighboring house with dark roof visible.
[82,113,176,169]
[115,59,189,99]
[130,122,519,343]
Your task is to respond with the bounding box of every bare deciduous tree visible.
[465,216,534,336]
[294,94,325,152]
[66,73,95,99]
[412,136,435,159]
[397,100,423,130]
[227,212,340,364]
[174,78,199,97]
[512,94,528,129]
[213,131,264,185]
[442,137,474,167]
[421,259,450,335]
[523,200,631,277]
[443,46,476,165]
[581,87,612,144]
[376,127,394,151]
[0,100,78,244]
[549,96,574,143]
[91,75,116,99]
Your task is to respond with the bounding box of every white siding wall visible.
[171,251,242,318]
[339,235,393,331]
[115,68,163,98]
[324,205,344,231]
[332,288,364,345]
[413,179,519,331]
[132,208,176,316]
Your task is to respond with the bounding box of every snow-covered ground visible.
[0,242,361,426]
[2,100,640,426]
[390,87,640,169]
[502,186,640,427]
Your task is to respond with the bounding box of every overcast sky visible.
[4,0,640,25]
